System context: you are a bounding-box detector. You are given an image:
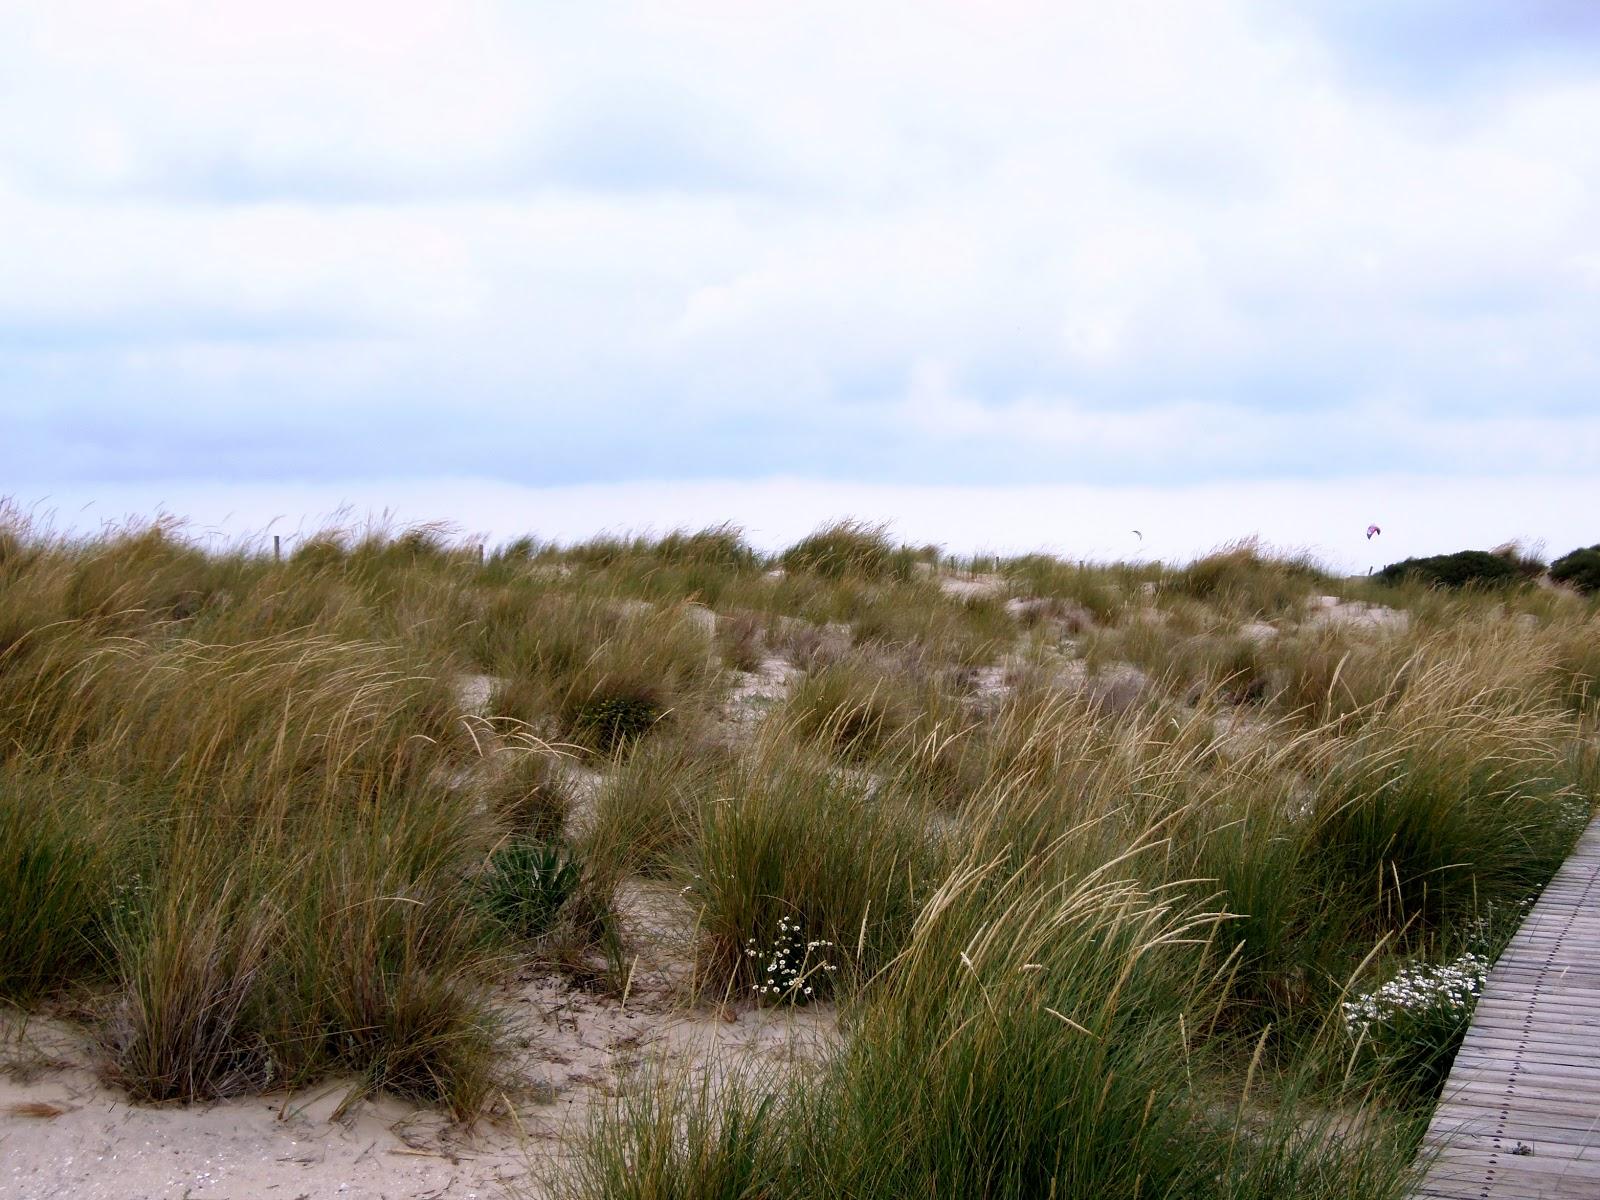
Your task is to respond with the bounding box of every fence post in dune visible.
[478,543,485,565]
[273,534,281,563]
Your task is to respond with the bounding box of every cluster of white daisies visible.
[1342,951,1490,1040]
[745,916,839,1002]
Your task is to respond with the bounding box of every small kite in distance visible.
[1366,525,1381,540]
[1131,530,1143,541]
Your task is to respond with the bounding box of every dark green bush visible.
[1551,545,1600,594]
[1376,550,1522,590]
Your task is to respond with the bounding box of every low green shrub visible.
[1376,550,1523,590]
[1550,544,1600,594]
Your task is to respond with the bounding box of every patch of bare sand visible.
[937,573,1006,602]
[456,674,500,717]
[558,762,607,841]
[1301,595,1409,633]
[721,656,799,734]
[2,1020,509,1200]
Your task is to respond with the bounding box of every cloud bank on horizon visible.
[3,1,1598,558]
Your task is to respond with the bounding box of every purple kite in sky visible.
[1366,524,1381,540]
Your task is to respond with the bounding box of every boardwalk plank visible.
[1428,1108,1600,1140]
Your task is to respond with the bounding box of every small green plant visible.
[480,840,581,941]
[1550,544,1600,594]
[573,693,664,753]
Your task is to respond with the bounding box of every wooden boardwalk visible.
[1413,818,1600,1199]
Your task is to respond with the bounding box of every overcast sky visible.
[4,1,1598,567]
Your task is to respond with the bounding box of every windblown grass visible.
[3,505,1597,1197]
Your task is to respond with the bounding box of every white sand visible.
[2,882,836,1200]
[3,986,834,1200]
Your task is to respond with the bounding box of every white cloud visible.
[2,0,1597,492]
[0,1,541,194]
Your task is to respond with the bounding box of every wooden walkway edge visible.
[1412,818,1600,1199]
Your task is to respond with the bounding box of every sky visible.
[3,1,1598,569]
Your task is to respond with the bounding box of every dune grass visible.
[1,505,1596,1197]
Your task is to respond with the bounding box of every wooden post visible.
[273,534,281,563]
[478,543,485,565]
